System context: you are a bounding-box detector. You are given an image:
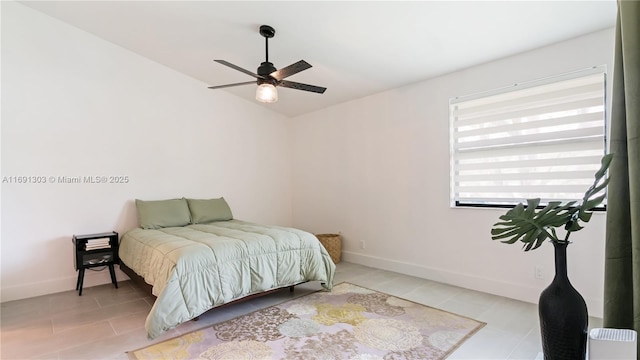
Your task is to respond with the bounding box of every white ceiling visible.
[20,1,617,117]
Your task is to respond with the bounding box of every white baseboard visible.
[0,267,129,302]
[342,250,603,318]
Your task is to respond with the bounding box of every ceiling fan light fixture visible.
[256,82,278,103]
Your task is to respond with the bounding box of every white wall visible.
[1,2,293,301]
[291,28,615,317]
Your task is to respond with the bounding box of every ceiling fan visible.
[208,25,326,103]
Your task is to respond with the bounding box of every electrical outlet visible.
[360,240,366,249]
[535,266,544,280]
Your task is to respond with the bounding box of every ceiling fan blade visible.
[270,60,312,81]
[279,80,326,94]
[207,81,256,90]
[214,60,264,79]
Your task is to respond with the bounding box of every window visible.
[450,66,607,208]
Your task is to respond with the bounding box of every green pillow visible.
[135,198,191,229]
[187,197,233,224]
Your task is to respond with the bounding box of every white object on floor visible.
[588,328,637,360]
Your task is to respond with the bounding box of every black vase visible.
[538,241,588,360]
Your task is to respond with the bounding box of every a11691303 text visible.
[1,175,130,184]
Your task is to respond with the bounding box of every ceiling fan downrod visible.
[260,25,275,63]
[258,25,277,78]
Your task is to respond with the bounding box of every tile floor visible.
[0,262,603,359]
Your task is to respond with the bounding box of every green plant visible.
[491,154,614,251]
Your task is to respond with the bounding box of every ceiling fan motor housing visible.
[257,61,277,84]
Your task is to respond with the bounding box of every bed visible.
[118,197,336,339]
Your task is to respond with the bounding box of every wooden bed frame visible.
[118,262,300,315]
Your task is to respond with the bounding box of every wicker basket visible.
[316,234,342,264]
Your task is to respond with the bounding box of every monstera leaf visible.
[491,153,613,251]
[569,153,614,230]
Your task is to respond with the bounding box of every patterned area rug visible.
[129,283,485,360]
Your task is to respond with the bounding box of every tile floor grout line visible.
[48,321,121,357]
[506,325,537,359]
[51,298,150,334]
[108,318,119,336]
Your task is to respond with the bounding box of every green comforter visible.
[119,220,335,339]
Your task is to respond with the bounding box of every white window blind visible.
[450,67,606,207]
